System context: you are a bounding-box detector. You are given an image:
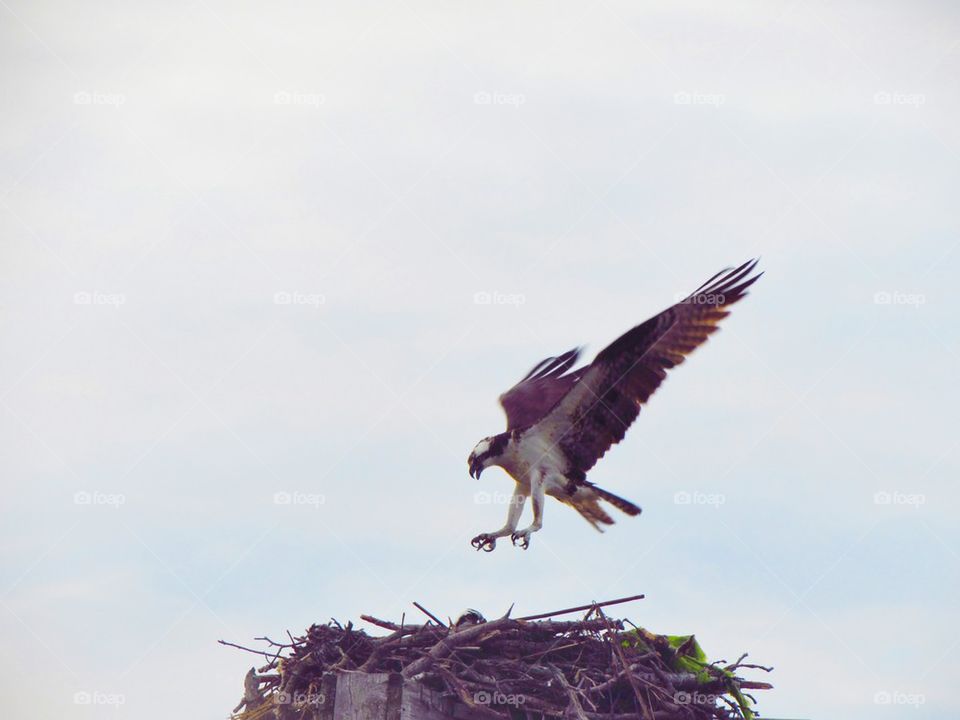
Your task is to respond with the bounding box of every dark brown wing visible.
[499,347,585,430]
[536,259,762,476]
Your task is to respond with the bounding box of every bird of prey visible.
[467,259,762,551]
[454,609,487,628]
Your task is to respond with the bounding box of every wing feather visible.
[498,347,585,430]
[536,259,762,476]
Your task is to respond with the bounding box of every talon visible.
[471,534,496,552]
[511,532,530,550]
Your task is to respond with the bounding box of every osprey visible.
[467,259,762,551]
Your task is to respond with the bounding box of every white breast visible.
[500,430,567,488]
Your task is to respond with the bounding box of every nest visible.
[225,596,772,720]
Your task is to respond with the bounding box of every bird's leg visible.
[511,470,545,550]
[471,486,526,552]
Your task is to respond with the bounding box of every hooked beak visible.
[469,457,484,480]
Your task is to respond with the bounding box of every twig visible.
[403,617,517,679]
[360,615,400,631]
[598,609,654,720]
[548,664,590,720]
[218,640,277,659]
[254,635,300,648]
[518,593,645,621]
[413,601,446,627]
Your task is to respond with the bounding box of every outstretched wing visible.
[536,259,762,476]
[499,347,586,430]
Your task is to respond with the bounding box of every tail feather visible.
[591,485,642,516]
[564,482,642,531]
[575,500,614,531]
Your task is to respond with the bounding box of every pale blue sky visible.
[1,2,958,719]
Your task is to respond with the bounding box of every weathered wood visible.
[289,670,769,720]
[317,673,338,720]
[400,680,493,720]
[330,672,493,720]
[334,673,394,720]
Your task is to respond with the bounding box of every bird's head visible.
[467,433,508,479]
[454,608,487,627]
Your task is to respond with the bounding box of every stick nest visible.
[226,604,772,720]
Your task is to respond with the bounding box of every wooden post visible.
[317,672,492,720]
